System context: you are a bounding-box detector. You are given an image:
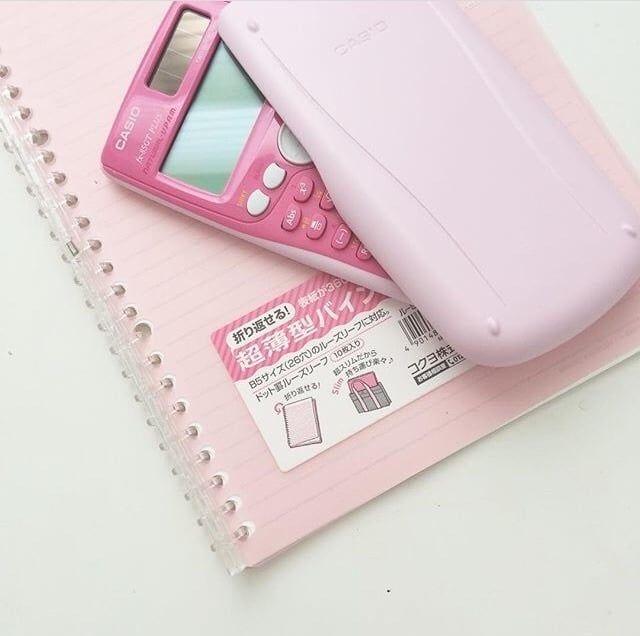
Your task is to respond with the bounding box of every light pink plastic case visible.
[219,1,640,366]
[101,1,401,299]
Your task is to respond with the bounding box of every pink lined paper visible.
[1,1,639,567]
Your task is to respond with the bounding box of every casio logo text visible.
[334,21,388,56]
[115,106,141,151]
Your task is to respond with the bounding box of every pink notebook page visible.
[1,0,639,568]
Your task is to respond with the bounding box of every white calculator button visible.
[262,162,286,189]
[277,124,312,166]
[246,189,270,216]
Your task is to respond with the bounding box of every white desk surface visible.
[1,3,639,635]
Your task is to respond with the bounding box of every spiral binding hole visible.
[17,106,31,121]
[172,398,188,413]
[184,423,200,438]
[75,216,90,228]
[122,304,137,318]
[98,261,113,274]
[111,283,126,297]
[160,374,175,389]
[147,351,163,366]
[133,320,153,339]
[184,470,226,501]
[64,193,78,207]
[5,85,20,99]
[195,447,214,463]
[232,522,254,542]
[220,496,241,514]
[210,472,227,488]
[0,64,9,78]
[30,128,48,145]
[51,171,66,185]
[40,149,54,164]
[2,140,13,153]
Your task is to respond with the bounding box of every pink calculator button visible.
[281,205,301,231]
[306,213,327,240]
[319,191,335,211]
[331,224,351,250]
[356,243,372,261]
[293,176,314,202]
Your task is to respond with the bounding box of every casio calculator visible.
[101,2,402,299]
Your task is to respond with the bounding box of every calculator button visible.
[281,205,301,231]
[319,191,335,211]
[262,162,286,190]
[293,176,314,202]
[246,189,270,216]
[277,124,312,166]
[331,224,351,250]
[306,213,327,240]
[356,243,372,261]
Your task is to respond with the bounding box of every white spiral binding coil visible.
[0,55,252,574]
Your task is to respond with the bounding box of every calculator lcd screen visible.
[161,42,264,194]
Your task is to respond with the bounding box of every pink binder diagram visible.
[279,398,322,448]
[348,373,392,414]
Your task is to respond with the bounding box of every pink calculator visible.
[101,1,401,299]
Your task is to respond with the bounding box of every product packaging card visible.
[212,274,472,470]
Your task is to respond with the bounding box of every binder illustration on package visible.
[348,373,392,414]
[279,398,322,448]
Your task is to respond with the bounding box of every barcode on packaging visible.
[398,308,440,344]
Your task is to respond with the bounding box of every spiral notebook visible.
[1,1,640,574]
